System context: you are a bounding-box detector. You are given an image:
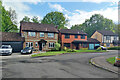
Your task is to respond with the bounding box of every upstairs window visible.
[48,33,54,38]
[81,35,85,39]
[65,34,70,39]
[28,32,36,37]
[40,32,44,37]
[75,35,78,38]
[106,36,110,40]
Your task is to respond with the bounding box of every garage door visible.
[2,41,23,52]
[95,44,100,46]
[89,44,94,50]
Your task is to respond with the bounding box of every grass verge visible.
[31,50,106,57]
[106,57,116,64]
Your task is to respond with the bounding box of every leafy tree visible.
[41,11,68,29]
[1,2,18,32]
[52,42,61,51]
[31,16,40,23]
[71,14,115,38]
[20,16,30,22]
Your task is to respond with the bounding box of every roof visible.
[0,32,25,42]
[59,29,87,35]
[20,22,58,33]
[72,38,100,43]
[97,30,118,36]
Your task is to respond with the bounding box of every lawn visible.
[106,57,117,64]
[31,50,106,57]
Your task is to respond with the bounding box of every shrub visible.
[96,47,102,51]
[72,49,77,52]
[80,48,88,50]
[66,49,77,52]
[107,46,120,50]
[52,43,61,51]
[64,47,67,51]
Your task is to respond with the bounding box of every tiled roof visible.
[20,22,58,33]
[59,29,87,35]
[97,30,118,36]
[0,32,25,42]
[72,38,100,43]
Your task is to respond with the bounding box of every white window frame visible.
[49,43,54,48]
[40,32,44,37]
[28,32,36,37]
[35,42,38,47]
[48,33,54,38]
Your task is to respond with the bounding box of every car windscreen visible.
[24,47,31,50]
[1,46,9,49]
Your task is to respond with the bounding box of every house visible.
[91,30,119,47]
[59,29,100,50]
[0,32,25,52]
[20,22,58,51]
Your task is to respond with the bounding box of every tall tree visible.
[31,16,40,23]
[41,11,68,29]
[71,14,115,38]
[1,2,18,32]
[20,16,30,22]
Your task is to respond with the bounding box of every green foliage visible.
[66,49,77,52]
[96,47,102,51]
[20,16,30,22]
[31,16,40,23]
[63,47,67,51]
[107,46,120,50]
[52,43,61,51]
[80,48,88,50]
[41,11,68,29]
[1,5,18,32]
[71,14,116,38]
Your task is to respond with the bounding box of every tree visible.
[1,3,18,32]
[52,42,61,51]
[20,16,30,22]
[31,16,40,23]
[41,11,68,29]
[71,14,115,38]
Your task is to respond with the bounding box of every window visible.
[40,32,44,37]
[42,43,45,48]
[114,36,117,40]
[83,43,88,48]
[26,42,33,47]
[75,35,78,38]
[64,43,70,47]
[65,34,70,39]
[106,36,110,40]
[48,33,54,38]
[49,43,54,48]
[81,35,85,39]
[35,42,38,47]
[28,32,36,37]
[106,43,110,47]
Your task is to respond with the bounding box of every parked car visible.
[21,47,34,54]
[0,45,12,56]
[94,46,107,50]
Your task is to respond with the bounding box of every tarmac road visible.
[1,51,118,78]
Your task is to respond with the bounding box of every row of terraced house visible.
[1,22,119,52]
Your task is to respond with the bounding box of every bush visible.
[64,47,67,51]
[52,43,61,51]
[96,47,102,51]
[66,49,77,52]
[107,46,120,50]
[80,48,88,50]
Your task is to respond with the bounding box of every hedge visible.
[107,46,120,50]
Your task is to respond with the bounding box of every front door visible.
[39,43,42,51]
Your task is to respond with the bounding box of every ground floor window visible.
[83,43,88,48]
[26,42,33,47]
[49,43,54,48]
[35,42,38,47]
[64,43,70,47]
[106,43,110,47]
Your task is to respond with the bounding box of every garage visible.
[1,32,25,52]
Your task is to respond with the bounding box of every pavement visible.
[1,51,118,78]
[90,54,118,74]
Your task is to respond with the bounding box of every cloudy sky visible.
[2,0,119,28]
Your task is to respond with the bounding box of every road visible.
[1,51,118,78]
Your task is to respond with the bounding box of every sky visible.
[2,0,119,28]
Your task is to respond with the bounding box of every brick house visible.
[59,29,100,50]
[20,22,58,51]
[91,30,119,47]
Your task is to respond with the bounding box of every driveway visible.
[2,51,118,78]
